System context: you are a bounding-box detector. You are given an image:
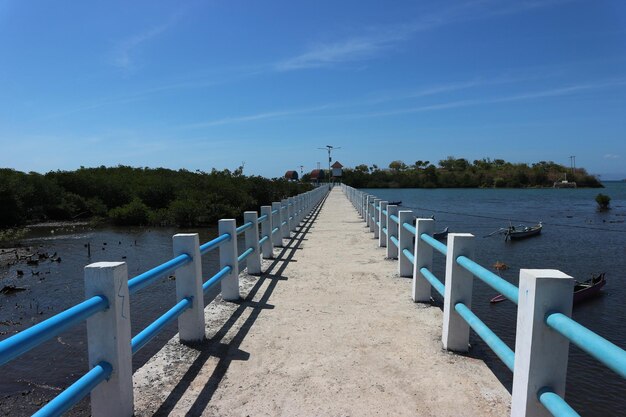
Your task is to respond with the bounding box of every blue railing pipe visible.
[545,312,626,379]
[537,388,581,417]
[199,233,230,255]
[236,221,253,234]
[455,302,515,371]
[131,297,193,354]
[402,222,416,235]
[128,254,192,295]
[32,361,113,417]
[0,295,108,366]
[419,267,445,297]
[419,233,447,256]
[456,255,519,304]
[203,266,232,294]
[238,247,254,263]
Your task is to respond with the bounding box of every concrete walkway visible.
[133,188,510,416]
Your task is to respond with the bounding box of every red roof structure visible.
[310,169,325,180]
[284,170,299,180]
[331,161,343,168]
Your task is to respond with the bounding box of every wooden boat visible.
[388,201,402,205]
[505,222,542,241]
[490,273,606,304]
[573,273,606,303]
[433,227,449,240]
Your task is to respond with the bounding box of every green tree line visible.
[340,157,602,189]
[0,166,312,228]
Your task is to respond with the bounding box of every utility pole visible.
[299,165,304,176]
[318,145,341,181]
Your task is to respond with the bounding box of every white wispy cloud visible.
[275,0,573,71]
[180,74,616,129]
[604,154,621,159]
[112,13,182,70]
[339,79,626,118]
[181,104,334,129]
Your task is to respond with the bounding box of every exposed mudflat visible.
[133,189,510,416]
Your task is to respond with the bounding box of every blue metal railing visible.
[344,185,626,417]
[456,256,519,304]
[402,222,416,235]
[419,233,447,256]
[203,266,232,293]
[236,221,253,234]
[0,295,109,366]
[200,233,230,255]
[128,254,192,295]
[419,268,444,296]
[538,388,580,417]
[389,235,399,247]
[0,186,327,417]
[33,361,112,417]
[131,297,193,354]
[455,303,515,371]
[238,247,254,263]
[402,248,415,265]
[545,312,626,379]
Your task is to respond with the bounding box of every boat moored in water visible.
[505,222,542,241]
[490,272,606,304]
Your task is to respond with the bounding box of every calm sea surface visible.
[364,182,626,416]
[1,183,625,415]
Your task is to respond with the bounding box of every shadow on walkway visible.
[151,193,329,416]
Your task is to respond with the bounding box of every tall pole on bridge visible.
[318,145,341,182]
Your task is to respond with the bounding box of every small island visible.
[330,157,602,189]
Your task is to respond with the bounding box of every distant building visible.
[309,169,325,183]
[331,161,343,177]
[284,170,299,181]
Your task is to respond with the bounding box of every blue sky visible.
[1,0,625,179]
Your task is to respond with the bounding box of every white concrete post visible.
[373,199,382,239]
[260,206,273,259]
[219,219,240,301]
[364,195,371,226]
[511,269,574,417]
[442,233,475,352]
[360,193,365,218]
[361,194,366,220]
[288,197,296,232]
[368,197,376,232]
[280,199,290,239]
[386,205,399,259]
[172,233,205,342]
[378,201,388,247]
[243,211,262,274]
[413,219,435,302]
[398,210,414,277]
[271,202,282,247]
[84,262,133,417]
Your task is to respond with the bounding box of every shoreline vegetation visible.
[332,157,603,189]
[0,166,311,231]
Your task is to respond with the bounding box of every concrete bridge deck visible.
[133,188,510,416]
